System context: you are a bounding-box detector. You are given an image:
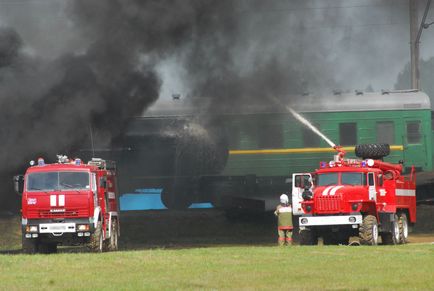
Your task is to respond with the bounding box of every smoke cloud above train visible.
[0,0,413,210]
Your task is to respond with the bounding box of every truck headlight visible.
[300,218,308,224]
[26,225,38,233]
[349,216,356,223]
[77,224,90,231]
[352,203,359,211]
[306,205,312,212]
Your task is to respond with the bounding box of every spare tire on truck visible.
[355,143,390,160]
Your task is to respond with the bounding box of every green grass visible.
[1,244,433,290]
[2,207,433,290]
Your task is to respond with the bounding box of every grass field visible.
[0,244,433,290]
[1,206,433,290]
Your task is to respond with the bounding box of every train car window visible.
[406,121,422,144]
[339,123,357,146]
[376,122,394,144]
[257,122,283,149]
[302,124,321,147]
[227,126,240,149]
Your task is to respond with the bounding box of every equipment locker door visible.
[292,173,312,215]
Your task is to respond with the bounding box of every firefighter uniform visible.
[275,202,293,246]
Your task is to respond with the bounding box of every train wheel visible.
[398,213,409,244]
[359,215,379,245]
[161,183,193,210]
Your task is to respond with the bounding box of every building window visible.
[376,122,394,144]
[407,121,422,144]
[302,124,321,147]
[339,123,357,146]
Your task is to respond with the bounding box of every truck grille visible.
[27,208,88,218]
[315,195,341,213]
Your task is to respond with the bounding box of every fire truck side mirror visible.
[13,175,24,196]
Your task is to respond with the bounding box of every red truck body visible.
[16,156,120,253]
[298,153,416,245]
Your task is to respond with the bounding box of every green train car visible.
[118,90,434,210]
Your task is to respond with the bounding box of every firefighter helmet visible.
[280,194,289,204]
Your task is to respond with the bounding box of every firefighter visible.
[274,194,293,246]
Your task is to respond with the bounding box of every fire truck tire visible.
[107,219,119,251]
[355,144,390,160]
[89,221,103,252]
[22,236,38,254]
[381,215,399,245]
[299,229,318,245]
[398,213,409,244]
[359,215,379,245]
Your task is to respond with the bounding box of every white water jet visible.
[286,106,336,148]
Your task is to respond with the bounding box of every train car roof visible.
[140,90,431,117]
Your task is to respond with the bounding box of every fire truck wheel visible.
[22,236,38,254]
[355,144,390,160]
[299,229,318,245]
[398,213,409,244]
[89,221,103,252]
[107,219,119,251]
[359,215,379,245]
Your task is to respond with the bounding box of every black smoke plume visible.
[0,0,409,210]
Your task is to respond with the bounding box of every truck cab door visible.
[368,172,377,201]
[92,173,98,207]
[292,173,312,215]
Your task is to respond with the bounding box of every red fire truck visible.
[295,144,416,245]
[14,156,120,253]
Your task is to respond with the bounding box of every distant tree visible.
[395,57,434,105]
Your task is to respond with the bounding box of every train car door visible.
[404,119,426,171]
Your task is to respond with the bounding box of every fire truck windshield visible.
[27,172,90,191]
[317,172,366,186]
[317,173,338,186]
[342,172,366,186]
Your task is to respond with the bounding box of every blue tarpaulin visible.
[119,188,213,210]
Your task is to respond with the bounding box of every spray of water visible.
[286,106,336,148]
[267,95,336,148]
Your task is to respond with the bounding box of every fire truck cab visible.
[296,146,416,245]
[14,156,120,254]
